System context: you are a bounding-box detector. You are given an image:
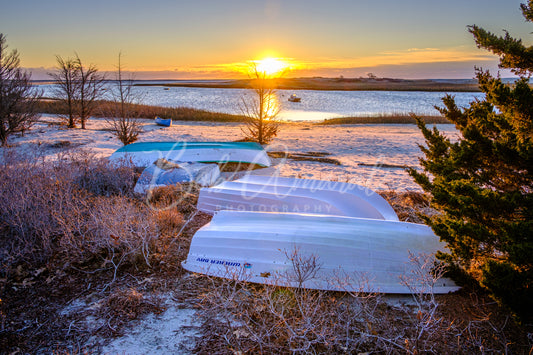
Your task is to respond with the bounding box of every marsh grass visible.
[268,150,342,165]
[37,99,450,125]
[319,113,450,125]
[36,99,247,123]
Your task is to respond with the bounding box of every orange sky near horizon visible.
[1,0,530,79]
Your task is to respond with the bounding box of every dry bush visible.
[192,251,386,354]
[68,151,137,197]
[72,195,157,288]
[191,250,531,354]
[0,151,156,282]
[379,190,437,223]
[145,183,200,215]
[97,287,164,336]
[155,209,185,237]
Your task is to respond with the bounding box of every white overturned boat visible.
[197,176,398,221]
[109,141,271,167]
[182,211,459,294]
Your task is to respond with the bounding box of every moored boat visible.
[288,94,301,102]
[109,141,272,167]
[182,210,459,294]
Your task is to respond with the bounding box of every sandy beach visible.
[3,116,459,192]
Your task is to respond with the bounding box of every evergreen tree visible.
[410,2,533,322]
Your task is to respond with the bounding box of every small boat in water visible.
[109,141,272,167]
[182,210,459,294]
[155,116,172,127]
[288,94,301,102]
[197,176,398,220]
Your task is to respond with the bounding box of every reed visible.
[319,112,450,125]
[36,99,247,122]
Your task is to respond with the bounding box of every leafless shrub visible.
[0,151,156,286]
[72,195,157,289]
[394,252,450,353]
[281,248,322,289]
[192,250,382,353]
[68,151,137,197]
[103,53,143,145]
[191,247,532,354]
[240,62,282,145]
[0,153,75,267]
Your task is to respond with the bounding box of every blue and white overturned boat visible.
[109,141,272,167]
[182,210,459,294]
[197,176,398,220]
[154,116,172,127]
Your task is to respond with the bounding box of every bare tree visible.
[49,54,104,129]
[0,33,40,146]
[49,55,79,128]
[105,53,142,145]
[75,54,105,129]
[240,63,282,145]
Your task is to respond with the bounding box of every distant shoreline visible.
[33,77,524,93]
[132,77,483,92]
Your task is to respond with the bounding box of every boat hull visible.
[155,116,172,127]
[109,141,272,167]
[182,210,459,294]
[197,177,398,220]
[225,175,399,220]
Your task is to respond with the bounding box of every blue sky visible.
[1,0,531,79]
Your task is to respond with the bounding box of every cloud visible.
[24,46,511,80]
[290,59,513,79]
[407,47,440,52]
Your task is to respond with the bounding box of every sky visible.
[1,0,531,79]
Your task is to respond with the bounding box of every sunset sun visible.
[254,57,287,76]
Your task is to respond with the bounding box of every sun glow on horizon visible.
[253,57,288,76]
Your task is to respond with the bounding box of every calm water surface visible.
[40,84,484,122]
